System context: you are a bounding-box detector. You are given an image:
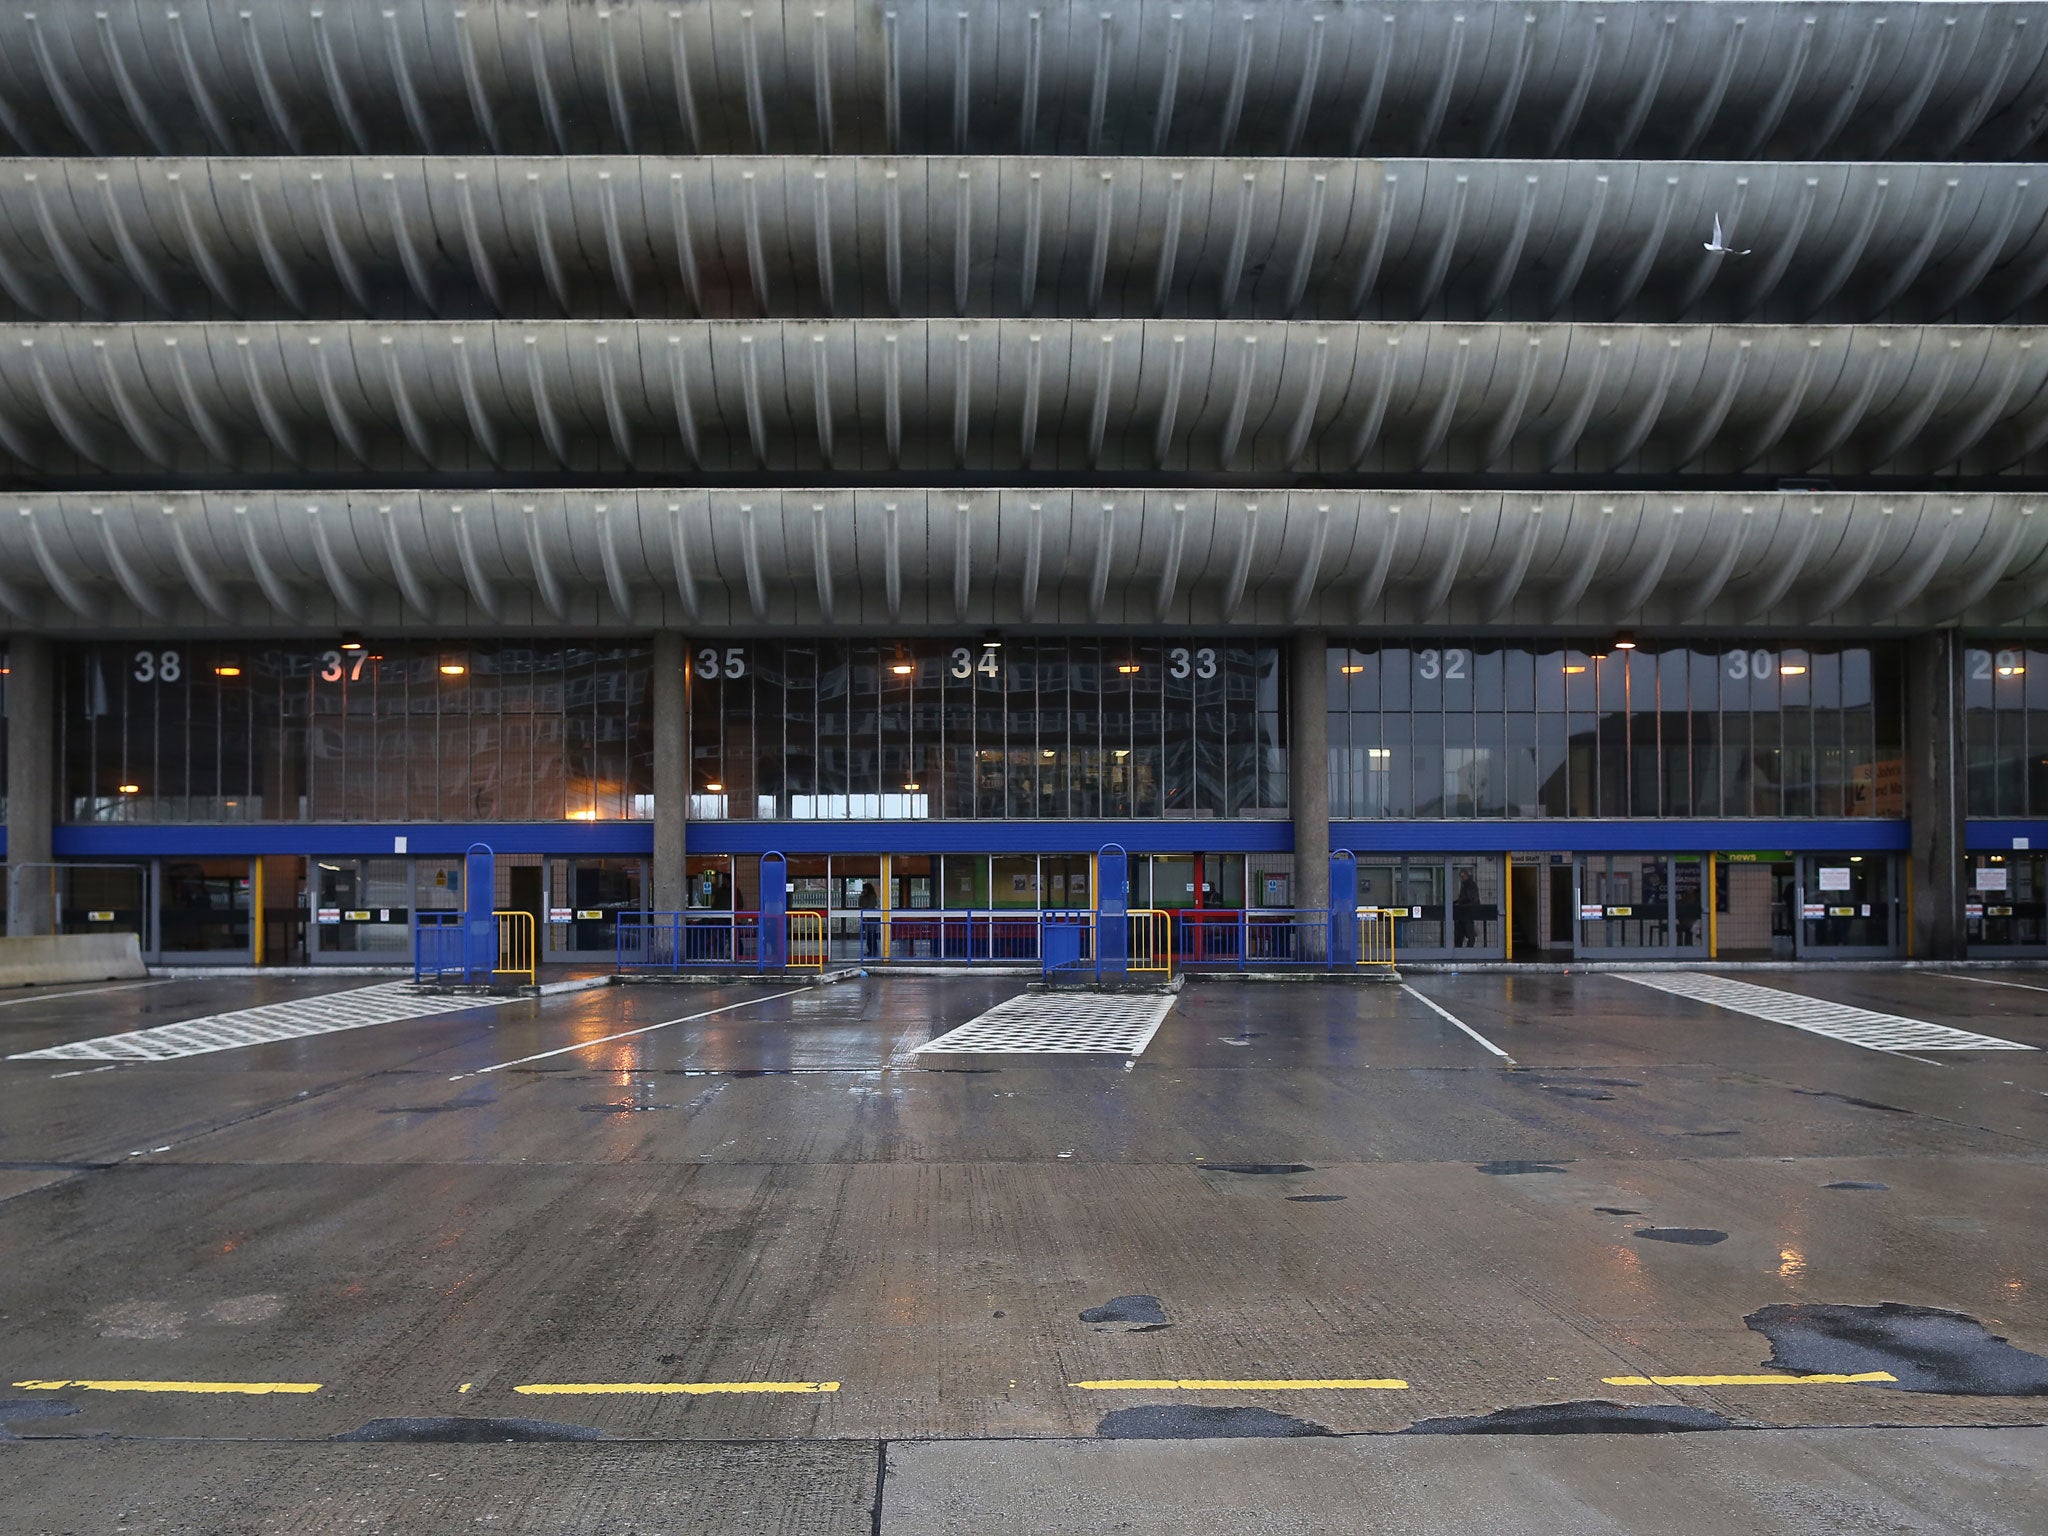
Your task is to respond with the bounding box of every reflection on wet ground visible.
[0,967,2044,1528]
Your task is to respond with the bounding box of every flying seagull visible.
[1703,213,1751,255]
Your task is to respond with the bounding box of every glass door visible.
[1966,854,2048,954]
[310,857,411,962]
[158,857,253,962]
[1576,855,1706,959]
[1799,856,1900,955]
[828,855,880,961]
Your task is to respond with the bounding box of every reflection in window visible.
[1328,641,1904,820]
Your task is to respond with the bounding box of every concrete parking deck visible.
[0,968,2043,1532]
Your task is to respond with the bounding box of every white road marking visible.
[48,1064,121,1078]
[447,987,816,1079]
[1945,973,2048,997]
[1400,984,1516,1063]
[0,980,172,1010]
[6,983,491,1062]
[913,993,1175,1055]
[1620,972,2035,1054]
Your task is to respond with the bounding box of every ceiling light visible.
[1117,663,1141,674]
[890,662,915,675]
[1366,748,1392,759]
[566,809,596,821]
[439,662,466,676]
[1563,664,1587,674]
[338,634,364,652]
[903,781,921,791]
[1113,749,1130,758]
[1999,663,2025,677]
[1779,663,1807,676]
[214,665,242,677]
[1340,664,1365,674]
[704,782,724,793]
[117,783,140,794]
[981,630,1002,650]
[1612,633,1637,650]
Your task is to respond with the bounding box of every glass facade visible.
[58,642,653,823]
[1329,642,1905,820]
[687,639,1288,820]
[1963,644,2048,817]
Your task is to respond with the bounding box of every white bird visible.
[1704,213,1751,255]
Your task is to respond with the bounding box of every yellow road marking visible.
[458,1382,474,1393]
[1073,1378,1409,1391]
[1603,1372,1897,1387]
[513,1381,840,1396]
[14,1379,321,1395]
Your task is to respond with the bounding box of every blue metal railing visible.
[616,912,762,970]
[414,911,467,982]
[1175,909,1335,968]
[858,910,1044,964]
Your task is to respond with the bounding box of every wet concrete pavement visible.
[0,967,2043,1531]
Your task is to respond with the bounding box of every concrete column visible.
[6,635,54,936]
[651,631,687,914]
[1906,630,1964,961]
[1289,631,1330,912]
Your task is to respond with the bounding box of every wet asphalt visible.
[0,966,2044,1533]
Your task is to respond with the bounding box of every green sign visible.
[1719,851,1794,863]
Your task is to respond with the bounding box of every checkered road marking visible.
[913,992,1175,1055]
[7,983,492,1062]
[1621,972,2034,1054]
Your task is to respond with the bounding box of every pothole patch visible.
[1747,1302,2048,1395]
[1096,1404,1333,1439]
[1633,1228,1728,1246]
[332,1416,610,1443]
[1081,1295,1170,1331]
[1476,1160,1570,1176]
[1401,1401,1736,1435]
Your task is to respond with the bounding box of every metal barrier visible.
[1127,909,1173,973]
[1358,909,1398,972]
[786,909,828,970]
[860,910,1044,964]
[414,910,465,981]
[494,910,537,985]
[412,909,537,984]
[1176,909,1333,969]
[1039,909,1098,979]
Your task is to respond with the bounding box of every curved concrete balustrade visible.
[0,2,2041,162]
[1,320,2044,479]
[0,489,2038,635]
[1,157,2045,326]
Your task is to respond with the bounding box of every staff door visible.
[1798,856,1901,956]
[1574,855,1707,959]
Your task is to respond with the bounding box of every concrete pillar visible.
[6,635,54,936]
[1906,630,1964,961]
[1289,631,1330,912]
[651,631,687,914]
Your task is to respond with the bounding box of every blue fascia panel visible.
[1965,821,2048,852]
[1331,820,1911,854]
[42,818,1914,860]
[52,822,656,857]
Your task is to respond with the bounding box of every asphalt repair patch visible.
[1097,1405,1332,1439]
[332,1417,611,1443]
[1081,1295,1169,1329]
[1747,1303,2048,1394]
[1402,1401,1736,1435]
[0,1398,82,1440]
[1634,1227,1729,1245]
[1476,1160,1570,1175]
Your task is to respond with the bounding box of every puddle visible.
[0,1398,81,1440]
[1081,1295,1169,1329]
[1794,1089,1910,1115]
[1202,1163,1314,1176]
[1401,1401,1734,1436]
[375,1098,492,1115]
[1475,1160,1570,1176]
[579,1102,678,1113]
[1679,1130,1741,1138]
[332,1416,609,1443]
[1097,1405,1332,1440]
[1824,1181,1890,1191]
[1544,1086,1617,1100]
[1633,1228,1728,1246]
[1286,1194,1347,1203]
[1516,1076,1641,1102]
[1593,1207,1644,1216]
[1746,1302,2048,1395]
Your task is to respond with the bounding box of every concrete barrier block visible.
[0,933,147,988]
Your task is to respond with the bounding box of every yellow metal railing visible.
[1358,909,1397,971]
[494,910,537,984]
[787,909,827,970]
[1128,908,1173,973]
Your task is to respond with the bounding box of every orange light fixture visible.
[704,782,724,793]
[117,783,140,794]
[1117,663,1141,674]
[214,665,242,677]
[1340,664,1365,674]
[903,781,921,791]
[1779,663,1807,676]
[890,661,915,675]
[439,662,466,676]
[566,809,597,821]
[1563,664,1587,674]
